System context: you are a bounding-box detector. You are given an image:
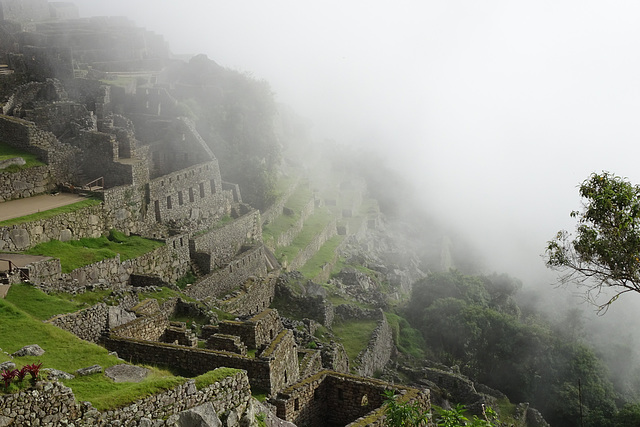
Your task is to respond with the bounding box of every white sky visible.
[71,1,640,282]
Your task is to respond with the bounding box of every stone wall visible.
[217,274,276,316]
[262,329,300,395]
[0,165,53,202]
[185,245,267,300]
[218,309,284,350]
[46,303,137,343]
[288,218,337,271]
[353,313,394,378]
[274,280,335,327]
[75,130,134,188]
[47,303,109,343]
[0,0,49,23]
[0,203,105,252]
[145,160,233,229]
[272,370,430,427]
[0,370,252,426]
[110,312,168,342]
[103,336,283,394]
[299,349,324,379]
[0,114,81,185]
[191,209,262,271]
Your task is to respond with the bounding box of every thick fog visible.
[73,1,640,286]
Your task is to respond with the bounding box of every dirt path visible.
[0,193,88,222]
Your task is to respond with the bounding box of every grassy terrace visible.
[0,142,45,173]
[0,199,102,227]
[23,230,164,273]
[298,234,345,279]
[330,318,379,364]
[0,284,241,409]
[274,208,333,264]
[262,185,313,248]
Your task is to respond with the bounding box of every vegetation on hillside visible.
[401,270,628,427]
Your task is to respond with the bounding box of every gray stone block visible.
[12,344,45,357]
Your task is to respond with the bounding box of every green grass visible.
[0,142,46,173]
[194,367,241,390]
[0,295,241,410]
[49,288,114,308]
[24,230,164,273]
[0,298,124,379]
[275,208,333,263]
[262,185,313,245]
[298,234,345,279]
[4,283,87,320]
[331,318,378,362]
[0,198,102,227]
[385,312,425,359]
[66,368,185,410]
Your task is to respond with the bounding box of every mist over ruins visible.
[0,2,637,427]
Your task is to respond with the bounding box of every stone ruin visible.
[0,2,431,425]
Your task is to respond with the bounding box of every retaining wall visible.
[29,234,190,291]
[0,370,252,426]
[276,198,315,249]
[191,210,262,271]
[288,218,337,272]
[0,165,53,202]
[260,180,299,227]
[217,274,276,316]
[102,333,298,395]
[0,203,105,252]
[185,245,267,300]
[354,313,394,378]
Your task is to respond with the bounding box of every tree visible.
[546,172,640,313]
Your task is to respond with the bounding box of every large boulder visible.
[105,364,149,383]
[174,402,222,427]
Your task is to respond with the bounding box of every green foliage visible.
[256,412,267,427]
[433,404,498,427]
[385,312,425,359]
[382,390,429,426]
[546,172,640,312]
[176,270,197,289]
[613,403,640,426]
[405,270,620,427]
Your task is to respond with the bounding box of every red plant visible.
[25,362,42,380]
[16,366,29,382]
[1,369,18,389]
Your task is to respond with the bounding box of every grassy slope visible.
[0,285,241,410]
[330,318,379,363]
